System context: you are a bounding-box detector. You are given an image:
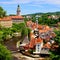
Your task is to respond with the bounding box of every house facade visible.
[0,17,12,27]
[10,15,24,23]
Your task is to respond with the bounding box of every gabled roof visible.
[29,38,43,48]
[0,15,24,21]
[9,15,24,19]
[0,17,11,21]
[22,36,29,44]
[25,21,56,49]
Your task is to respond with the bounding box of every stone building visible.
[0,17,12,27]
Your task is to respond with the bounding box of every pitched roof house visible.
[24,21,56,54]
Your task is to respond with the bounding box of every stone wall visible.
[0,20,12,27]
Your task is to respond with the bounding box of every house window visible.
[36,44,41,53]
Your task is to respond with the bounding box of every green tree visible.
[54,30,60,45]
[0,44,12,60]
[27,28,31,41]
[0,6,6,18]
[50,30,60,60]
[0,31,3,43]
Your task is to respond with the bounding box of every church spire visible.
[17,5,20,16]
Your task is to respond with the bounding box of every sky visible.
[0,0,60,15]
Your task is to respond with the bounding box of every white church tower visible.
[17,5,20,16]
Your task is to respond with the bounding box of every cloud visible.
[44,0,60,5]
[0,0,31,4]
[34,0,60,5]
[0,0,60,6]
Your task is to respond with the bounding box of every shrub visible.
[0,44,12,60]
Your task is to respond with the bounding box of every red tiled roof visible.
[43,42,51,49]
[26,21,56,49]
[0,17,11,21]
[29,38,43,48]
[29,38,35,48]
[24,44,29,50]
[0,15,24,21]
[26,21,51,32]
[35,38,43,44]
[38,25,43,29]
[10,16,24,19]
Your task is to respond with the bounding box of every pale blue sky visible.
[0,0,60,15]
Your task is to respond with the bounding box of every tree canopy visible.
[0,44,12,60]
[0,6,6,18]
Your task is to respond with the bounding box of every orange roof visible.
[24,44,29,50]
[0,17,11,21]
[9,15,24,19]
[0,15,24,21]
[50,33,56,37]
[26,21,33,27]
[29,38,35,48]
[26,21,51,33]
[26,21,56,49]
[38,25,43,29]
[39,30,48,33]
[35,38,43,44]
[29,38,43,48]
[43,42,51,49]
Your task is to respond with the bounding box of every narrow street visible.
[12,51,48,60]
[12,52,34,60]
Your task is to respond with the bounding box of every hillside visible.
[23,11,60,16]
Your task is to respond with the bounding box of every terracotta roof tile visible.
[35,38,43,44]
[29,38,43,48]
[38,25,43,29]
[9,15,24,19]
[29,38,35,48]
[26,21,56,49]
[0,17,11,21]
[43,42,51,49]
[0,15,24,21]
[24,44,29,50]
